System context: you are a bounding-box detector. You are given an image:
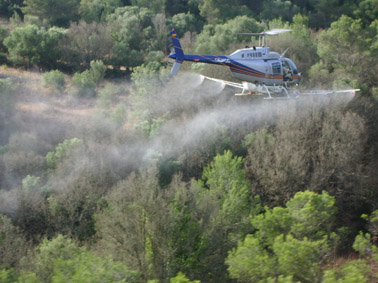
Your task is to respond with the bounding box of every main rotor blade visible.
[238,33,262,36]
[238,29,292,36]
[264,29,292,35]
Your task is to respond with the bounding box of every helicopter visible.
[168,28,359,99]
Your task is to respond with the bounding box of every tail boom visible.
[169,28,231,75]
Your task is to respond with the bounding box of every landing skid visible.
[198,75,358,100]
[235,83,299,100]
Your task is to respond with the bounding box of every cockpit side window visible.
[272,62,281,75]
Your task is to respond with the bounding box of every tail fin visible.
[170,29,184,76]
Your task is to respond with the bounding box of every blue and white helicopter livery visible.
[168,28,359,99]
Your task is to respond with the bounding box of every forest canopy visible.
[1,0,378,282]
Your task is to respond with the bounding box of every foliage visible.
[1,2,378,283]
[245,104,366,211]
[260,0,300,22]
[129,62,168,127]
[22,175,41,191]
[79,0,123,23]
[4,25,65,69]
[0,214,29,268]
[110,102,127,126]
[96,84,118,109]
[226,191,335,283]
[42,70,66,93]
[0,0,24,19]
[0,26,9,56]
[132,0,166,14]
[94,168,172,281]
[22,0,80,27]
[72,70,97,96]
[0,78,17,121]
[166,12,202,37]
[169,272,200,283]
[195,16,263,54]
[312,16,378,92]
[32,235,82,281]
[107,6,158,68]
[361,209,378,236]
[226,234,276,281]
[52,249,139,282]
[354,0,378,27]
[267,15,318,79]
[322,260,370,283]
[89,60,107,85]
[198,0,251,25]
[61,21,114,70]
[21,234,139,282]
[72,60,106,96]
[201,150,254,230]
[46,138,83,169]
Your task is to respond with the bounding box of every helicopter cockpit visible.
[281,58,299,82]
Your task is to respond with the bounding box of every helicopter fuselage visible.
[169,46,301,86]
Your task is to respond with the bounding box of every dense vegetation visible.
[1,0,378,282]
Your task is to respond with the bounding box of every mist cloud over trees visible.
[1,0,378,282]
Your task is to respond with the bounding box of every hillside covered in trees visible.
[1,0,378,282]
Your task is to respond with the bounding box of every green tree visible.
[273,234,327,282]
[0,214,29,268]
[61,21,114,70]
[286,190,336,239]
[226,234,276,281]
[307,0,357,29]
[267,15,318,79]
[0,268,18,283]
[322,260,370,283]
[169,272,200,283]
[201,150,254,231]
[4,25,65,69]
[22,0,80,27]
[46,138,83,169]
[79,0,122,23]
[260,0,300,22]
[110,102,127,126]
[361,209,378,236]
[226,191,336,282]
[189,151,261,281]
[198,0,251,25]
[131,0,165,14]
[0,26,9,64]
[72,70,97,96]
[72,60,106,96]
[165,0,201,16]
[31,235,81,282]
[107,6,157,68]
[245,105,366,210]
[354,0,378,27]
[0,0,24,18]
[311,16,377,91]
[95,170,211,281]
[94,168,167,281]
[42,70,66,93]
[21,235,139,282]
[166,12,203,37]
[195,16,263,54]
[52,249,139,282]
[96,83,117,109]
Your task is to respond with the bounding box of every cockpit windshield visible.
[282,58,298,75]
